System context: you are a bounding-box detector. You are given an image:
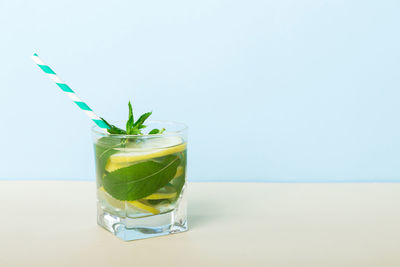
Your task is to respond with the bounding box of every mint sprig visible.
[100,101,165,135]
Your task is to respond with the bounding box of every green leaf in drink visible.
[126,101,135,134]
[133,112,152,129]
[102,101,161,135]
[103,154,181,201]
[148,128,166,135]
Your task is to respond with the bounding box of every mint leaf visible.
[100,118,126,134]
[103,155,181,201]
[129,128,142,135]
[149,129,160,134]
[126,101,134,134]
[134,112,152,128]
[124,102,152,135]
[149,128,165,135]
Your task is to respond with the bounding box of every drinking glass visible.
[92,121,188,241]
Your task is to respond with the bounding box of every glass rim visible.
[91,119,188,138]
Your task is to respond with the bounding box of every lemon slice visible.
[127,200,160,214]
[174,166,184,178]
[143,184,177,200]
[105,136,186,172]
[143,192,177,200]
[99,187,160,214]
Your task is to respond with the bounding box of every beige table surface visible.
[0,181,399,266]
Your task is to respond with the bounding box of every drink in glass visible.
[92,121,188,241]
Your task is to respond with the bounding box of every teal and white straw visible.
[32,53,109,130]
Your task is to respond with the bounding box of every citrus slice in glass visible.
[143,184,177,200]
[105,136,186,172]
[127,200,160,215]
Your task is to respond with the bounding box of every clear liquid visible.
[95,137,187,219]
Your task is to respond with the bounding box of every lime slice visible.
[105,136,186,172]
[127,200,160,214]
[143,184,177,200]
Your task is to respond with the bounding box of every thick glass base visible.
[97,190,187,241]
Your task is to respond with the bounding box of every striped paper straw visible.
[32,53,109,130]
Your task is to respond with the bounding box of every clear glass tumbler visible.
[92,121,188,241]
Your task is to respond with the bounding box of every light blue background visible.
[0,0,399,182]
